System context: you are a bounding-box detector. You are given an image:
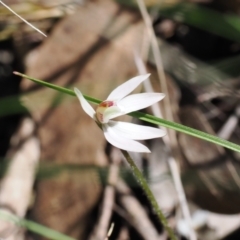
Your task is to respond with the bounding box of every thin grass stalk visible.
[0,1,47,37]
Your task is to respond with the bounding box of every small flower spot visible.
[99,101,115,108]
[96,101,115,123]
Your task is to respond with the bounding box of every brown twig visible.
[116,179,165,240]
[0,117,40,240]
[89,148,120,240]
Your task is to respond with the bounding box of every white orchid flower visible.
[74,74,166,153]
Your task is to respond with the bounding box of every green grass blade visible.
[13,72,101,105]
[129,111,240,153]
[0,210,76,240]
[14,72,240,154]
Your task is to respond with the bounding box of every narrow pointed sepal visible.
[117,93,165,114]
[108,120,166,140]
[106,74,150,101]
[103,124,151,153]
[74,87,96,119]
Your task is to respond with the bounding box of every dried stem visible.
[89,148,120,240]
[0,0,47,37]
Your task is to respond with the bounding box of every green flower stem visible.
[121,150,177,240]
[14,72,240,153]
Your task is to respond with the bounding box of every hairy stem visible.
[121,150,177,240]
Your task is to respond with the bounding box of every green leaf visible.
[129,111,240,153]
[14,72,240,154]
[0,210,76,240]
[13,72,101,105]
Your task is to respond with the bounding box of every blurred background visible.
[1,0,240,239]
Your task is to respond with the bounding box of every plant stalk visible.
[121,150,177,240]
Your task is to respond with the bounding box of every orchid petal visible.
[101,106,123,123]
[107,74,150,101]
[74,87,96,119]
[103,124,151,153]
[117,93,165,114]
[108,120,166,140]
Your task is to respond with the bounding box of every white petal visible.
[108,120,166,140]
[103,124,151,153]
[107,74,150,101]
[117,93,165,114]
[74,87,96,119]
